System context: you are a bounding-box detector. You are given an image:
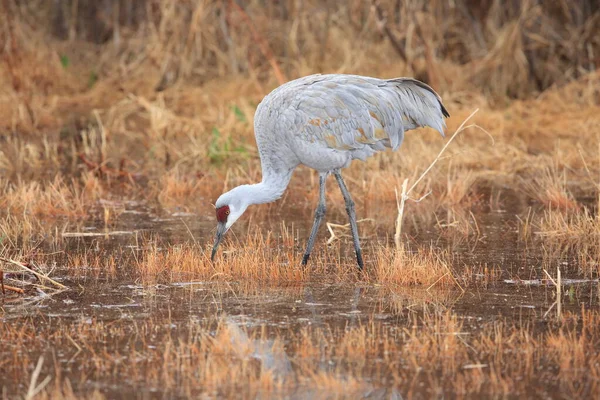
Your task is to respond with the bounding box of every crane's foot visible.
[301,253,310,266]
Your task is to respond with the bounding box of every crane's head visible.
[211,187,250,261]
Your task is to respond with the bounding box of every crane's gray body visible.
[253,74,449,178]
[212,74,449,269]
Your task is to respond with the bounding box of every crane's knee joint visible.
[344,199,355,211]
[315,205,326,218]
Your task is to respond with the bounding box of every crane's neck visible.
[235,169,293,207]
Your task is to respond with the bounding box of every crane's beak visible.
[211,222,227,261]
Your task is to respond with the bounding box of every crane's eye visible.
[216,205,230,223]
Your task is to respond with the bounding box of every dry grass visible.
[522,164,581,211]
[0,174,103,219]
[0,2,598,223]
[3,307,600,398]
[137,231,308,284]
[154,169,205,211]
[536,208,600,276]
[0,57,598,248]
[373,246,458,288]
[0,229,500,292]
[0,214,48,250]
[0,2,596,294]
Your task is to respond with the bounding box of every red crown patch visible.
[216,205,230,223]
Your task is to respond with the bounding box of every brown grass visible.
[0,175,102,218]
[3,307,600,398]
[1,2,598,221]
[137,231,308,284]
[536,208,600,276]
[0,29,594,302]
[154,169,205,211]
[373,246,458,288]
[522,164,581,211]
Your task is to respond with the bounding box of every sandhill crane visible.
[211,74,449,269]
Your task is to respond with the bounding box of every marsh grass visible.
[154,169,205,211]
[0,227,483,292]
[1,3,599,226]
[537,208,600,276]
[0,174,104,219]
[0,61,599,253]
[3,307,600,398]
[0,214,48,250]
[137,233,307,284]
[522,165,581,211]
[374,246,458,288]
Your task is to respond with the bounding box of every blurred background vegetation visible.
[2,0,598,101]
[0,0,599,213]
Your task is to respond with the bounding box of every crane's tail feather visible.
[385,77,449,140]
[441,102,450,118]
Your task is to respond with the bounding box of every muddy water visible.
[1,201,599,398]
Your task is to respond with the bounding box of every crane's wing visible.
[281,74,449,155]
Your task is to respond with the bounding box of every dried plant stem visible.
[543,267,562,319]
[25,356,51,400]
[327,220,373,245]
[408,109,480,195]
[394,179,408,250]
[2,284,25,294]
[394,108,481,248]
[0,257,67,290]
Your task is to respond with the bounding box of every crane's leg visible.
[302,173,328,266]
[333,171,364,270]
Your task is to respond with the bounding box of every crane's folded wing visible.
[282,75,448,154]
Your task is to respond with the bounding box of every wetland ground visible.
[2,1,600,398]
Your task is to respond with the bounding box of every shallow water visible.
[1,200,599,398]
